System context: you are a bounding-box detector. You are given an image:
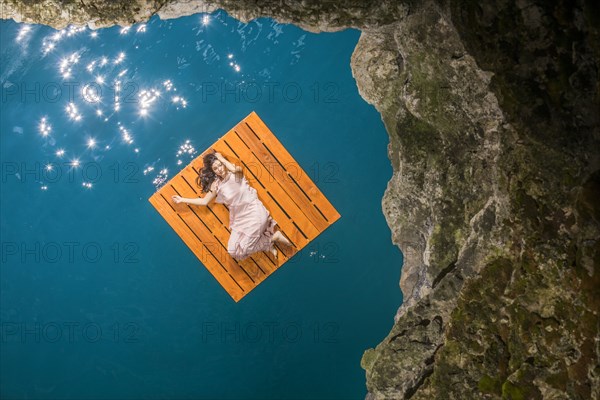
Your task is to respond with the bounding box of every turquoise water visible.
[0,11,403,400]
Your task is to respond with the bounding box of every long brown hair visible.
[197,152,219,193]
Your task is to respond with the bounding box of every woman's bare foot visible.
[270,246,278,259]
[273,231,292,247]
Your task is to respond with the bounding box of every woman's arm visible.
[172,188,216,206]
[215,152,242,174]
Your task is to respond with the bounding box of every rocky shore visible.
[2,0,598,398]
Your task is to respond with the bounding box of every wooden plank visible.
[178,154,283,273]
[170,174,274,279]
[213,139,298,261]
[159,184,258,291]
[149,195,245,302]
[172,172,273,268]
[233,122,330,236]
[180,164,288,270]
[151,194,231,279]
[161,182,259,284]
[245,112,341,222]
[156,188,229,266]
[148,111,341,301]
[151,195,229,280]
[218,132,318,245]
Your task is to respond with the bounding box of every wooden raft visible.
[148,111,341,302]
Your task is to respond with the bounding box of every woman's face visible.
[211,159,226,177]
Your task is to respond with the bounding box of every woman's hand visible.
[172,195,184,204]
[213,150,240,174]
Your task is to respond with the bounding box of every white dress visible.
[213,173,277,260]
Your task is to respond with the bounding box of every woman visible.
[172,150,293,260]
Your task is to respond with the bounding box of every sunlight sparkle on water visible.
[59,53,81,79]
[228,61,241,72]
[65,26,86,37]
[82,84,101,103]
[138,88,161,116]
[171,96,187,108]
[113,79,122,112]
[119,125,134,144]
[41,30,64,54]
[176,140,196,159]
[86,60,96,73]
[65,102,82,121]
[41,26,85,55]
[14,19,196,190]
[38,117,51,137]
[227,54,241,72]
[16,25,32,42]
[163,80,174,91]
[152,168,169,189]
[42,41,56,53]
[114,52,126,64]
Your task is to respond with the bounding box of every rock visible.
[2,0,598,398]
